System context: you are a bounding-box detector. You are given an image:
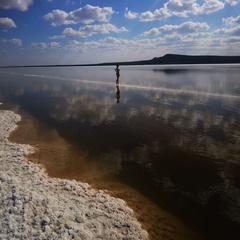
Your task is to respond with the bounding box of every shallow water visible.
[1,64,240,239]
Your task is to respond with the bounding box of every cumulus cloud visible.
[140,0,225,21]
[0,0,33,11]
[214,26,240,36]
[31,42,60,49]
[222,15,240,26]
[222,36,240,43]
[142,21,210,36]
[55,24,240,63]
[100,37,122,44]
[225,0,240,5]
[64,36,156,57]
[124,8,138,19]
[140,8,171,22]
[44,4,114,26]
[63,23,128,38]
[48,42,61,48]
[197,0,225,14]
[44,10,73,26]
[9,39,22,46]
[0,18,16,29]
[68,40,81,46]
[164,0,199,17]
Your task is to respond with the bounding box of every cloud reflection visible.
[1,66,240,227]
[1,67,240,164]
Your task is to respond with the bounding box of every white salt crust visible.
[0,110,148,240]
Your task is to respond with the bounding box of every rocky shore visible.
[0,109,148,240]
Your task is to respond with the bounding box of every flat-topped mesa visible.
[150,54,240,64]
[2,54,240,68]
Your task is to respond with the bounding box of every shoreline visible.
[0,103,203,240]
[0,108,148,239]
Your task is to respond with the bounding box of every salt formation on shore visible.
[0,109,148,240]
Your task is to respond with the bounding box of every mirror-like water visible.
[1,64,240,239]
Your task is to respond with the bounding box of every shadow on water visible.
[1,65,240,239]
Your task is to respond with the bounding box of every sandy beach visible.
[0,108,149,239]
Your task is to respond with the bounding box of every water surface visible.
[1,64,240,239]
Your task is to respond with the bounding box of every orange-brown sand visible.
[5,104,203,240]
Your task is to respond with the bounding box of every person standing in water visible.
[115,64,120,84]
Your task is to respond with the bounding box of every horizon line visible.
[1,53,240,68]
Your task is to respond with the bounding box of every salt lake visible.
[0,64,240,239]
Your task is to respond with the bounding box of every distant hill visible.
[1,54,240,68]
[100,54,240,66]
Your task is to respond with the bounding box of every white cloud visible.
[65,39,101,53]
[44,10,74,26]
[63,36,157,59]
[222,36,240,43]
[82,41,100,48]
[198,0,225,14]
[142,21,210,36]
[225,0,240,5]
[1,38,22,46]
[49,35,65,40]
[99,37,131,46]
[140,0,225,22]
[60,30,240,58]
[164,0,199,17]
[68,40,81,46]
[0,0,33,11]
[10,23,240,65]
[63,23,128,38]
[101,37,122,44]
[9,39,22,46]
[124,8,138,19]
[140,9,171,22]
[142,28,160,37]
[214,26,240,36]
[44,4,114,26]
[49,42,61,48]
[0,18,16,29]
[222,15,240,26]
[31,42,60,49]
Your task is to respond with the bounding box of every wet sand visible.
[2,103,202,240]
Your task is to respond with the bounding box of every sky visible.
[0,0,240,66]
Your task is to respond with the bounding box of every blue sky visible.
[0,0,240,65]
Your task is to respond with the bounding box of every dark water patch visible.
[119,150,240,240]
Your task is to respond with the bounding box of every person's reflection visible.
[115,85,120,103]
